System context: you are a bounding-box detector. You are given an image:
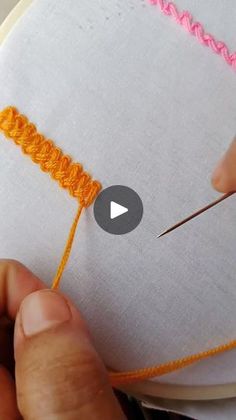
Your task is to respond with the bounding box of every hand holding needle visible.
[158,137,236,238]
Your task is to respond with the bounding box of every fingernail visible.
[21,290,71,337]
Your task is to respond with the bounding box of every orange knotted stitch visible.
[0,106,101,288]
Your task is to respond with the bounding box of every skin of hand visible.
[0,260,125,420]
[212,138,236,193]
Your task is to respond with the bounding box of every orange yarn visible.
[109,338,236,386]
[52,204,84,289]
[0,107,101,208]
[0,106,101,288]
[1,106,236,386]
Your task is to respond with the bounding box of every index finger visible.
[0,260,45,320]
[212,138,236,193]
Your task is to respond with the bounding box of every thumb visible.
[14,289,125,420]
[212,137,236,193]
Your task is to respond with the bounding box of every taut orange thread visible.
[52,204,84,289]
[109,338,236,385]
[0,106,101,288]
[1,106,236,386]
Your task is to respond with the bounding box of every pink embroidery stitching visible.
[149,0,236,70]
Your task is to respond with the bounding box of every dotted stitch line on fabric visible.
[148,0,236,70]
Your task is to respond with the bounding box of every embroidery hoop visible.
[1,0,236,402]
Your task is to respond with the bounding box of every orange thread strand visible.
[0,106,101,289]
[1,106,236,385]
[109,338,236,386]
[52,204,84,289]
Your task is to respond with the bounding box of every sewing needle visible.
[158,191,235,238]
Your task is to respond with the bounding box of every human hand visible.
[0,260,125,419]
[212,138,236,193]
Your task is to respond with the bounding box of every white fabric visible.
[0,0,236,389]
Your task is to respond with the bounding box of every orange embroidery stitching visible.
[1,106,236,386]
[0,107,101,208]
[0,106,101,289]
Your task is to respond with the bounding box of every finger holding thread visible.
[14,288,125,420]
[0,260,45,420]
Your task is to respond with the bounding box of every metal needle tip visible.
[157,191,235,238]
[157,231,167,238]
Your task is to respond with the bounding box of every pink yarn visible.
[149,0,236,70]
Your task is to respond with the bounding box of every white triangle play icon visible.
[110,201,128,219]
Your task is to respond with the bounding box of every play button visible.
[110,201,128,219]
[94,185,143,235]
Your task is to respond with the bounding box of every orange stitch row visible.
[2,106,235,386]
[0,107,101,207]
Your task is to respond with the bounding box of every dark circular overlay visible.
[93,185,143,235]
